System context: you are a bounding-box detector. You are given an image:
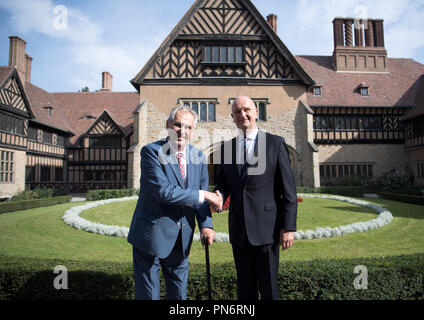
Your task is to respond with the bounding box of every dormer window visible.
[359,82,369,96]
[44,106,53,116]
[80,115,96,120]
[313,85,322,96]
[360,87,369,96]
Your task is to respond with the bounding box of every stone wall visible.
[317,144,408,180]
[407,147,424,186]
[0,147,26,196]
[127,84,320,188]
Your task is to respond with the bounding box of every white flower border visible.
[62,194,393,241]
[293,194,393,240]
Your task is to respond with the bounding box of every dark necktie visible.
[240,139,248,182]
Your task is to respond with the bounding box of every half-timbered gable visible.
[0,68,32,116]
[52,89,139,193]
[132,0,312,87]
[0,67,33,151]
[66,111,129,192]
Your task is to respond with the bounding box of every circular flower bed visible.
[62,194,393,241]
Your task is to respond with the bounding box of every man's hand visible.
[200,228,216,248]
[204,191,223,212]
[280,229,294,251]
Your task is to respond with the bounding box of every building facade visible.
[1,0,423,197]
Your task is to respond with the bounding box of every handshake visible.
[204,190,223,213]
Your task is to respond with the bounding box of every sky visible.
[0,0,423,93]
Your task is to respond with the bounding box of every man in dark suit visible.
[214,96,297,300]
[127,106,219,300]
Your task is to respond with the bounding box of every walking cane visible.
[202,236,212,300]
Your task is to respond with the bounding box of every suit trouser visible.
[132,231,189,300]
[232,241,280,300]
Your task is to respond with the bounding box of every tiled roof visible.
[404,75,424,120]
[296,55,424,108]
[24,81,74,134]
[51,91,139,144]
[0,66,13,86]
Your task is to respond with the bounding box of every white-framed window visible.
[360,87,369,96]
[313,86,322,96]
[178,98,218,122]
[254,100,267,122]
[319,162,374,181]
[0,151,14,183]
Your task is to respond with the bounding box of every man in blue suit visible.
[127,105,219,300]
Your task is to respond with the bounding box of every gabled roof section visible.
[131,0,313,90]
[52,91,139,145]
[0,66,34,119]
[82,110,127,138]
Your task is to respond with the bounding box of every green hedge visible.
[378,192,424,206]
[296,186,364,197]
[86,189,138,201]
[0,196,72,214]
[1,254,423,300]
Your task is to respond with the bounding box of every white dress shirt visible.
[236,127,258,165]
[168,142,204,204]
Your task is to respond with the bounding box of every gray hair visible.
[167,105,198,128]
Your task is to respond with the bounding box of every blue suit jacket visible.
[127,139,213,259]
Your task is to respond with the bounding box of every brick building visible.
[1,0,423,197]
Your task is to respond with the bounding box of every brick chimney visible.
[267,14,278,33]
[8,36,27,85]
[100,71,113,92]
[25,54,33,82]
[332,17,387,72]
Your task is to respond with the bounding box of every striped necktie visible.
[176,152,185,180]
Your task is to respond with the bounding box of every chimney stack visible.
[25,54,33,82]
[332,17,387,73]
[8,36,27,85]
[100,71,113,92]
[267,14,278,33]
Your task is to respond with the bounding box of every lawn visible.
[0,196,423,265]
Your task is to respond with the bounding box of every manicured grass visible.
[79,197,379,233]
[0,196,423,266]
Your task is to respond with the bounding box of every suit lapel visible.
[186,145,195,189]
[159,141,184,188]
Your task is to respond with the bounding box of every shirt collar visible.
[167,138,187,158]
[237,127,258,142]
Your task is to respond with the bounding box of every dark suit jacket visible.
[215,130,297,246]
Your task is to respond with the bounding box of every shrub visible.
[378,192,424,206]
[296,186,364,197]
[10,190,40,202]
[0,196,72,214]
[1,254,423,300]
[86,189,137,201]
[377,169,412,191]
